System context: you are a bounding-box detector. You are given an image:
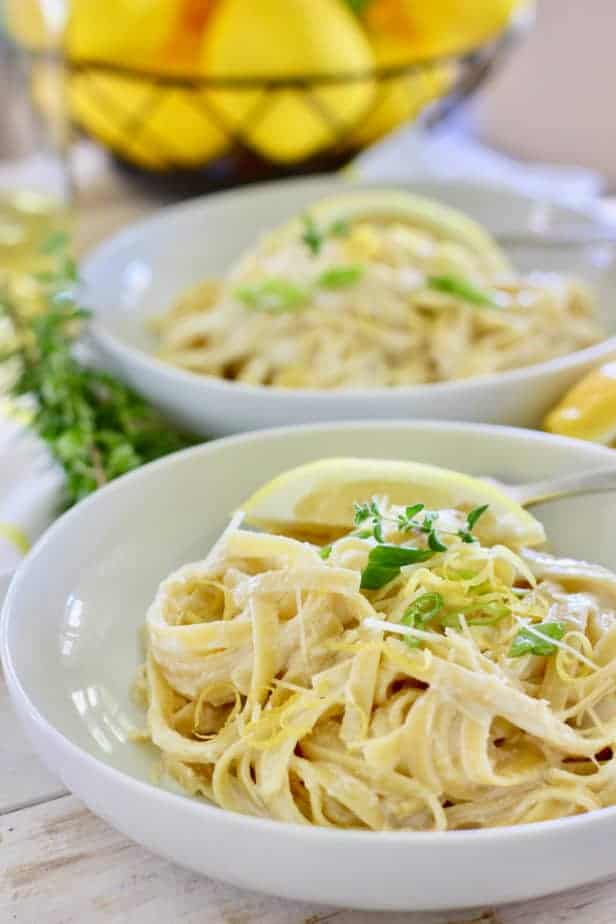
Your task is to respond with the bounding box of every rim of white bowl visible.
[4,420,616,846]
[83,175,616,402]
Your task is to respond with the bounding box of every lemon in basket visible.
[64,0,227,170]
[67,72,227,170]
[67,0,180,67]
[544,363,616,446]
[364,0,525,59]
[201,0,376,163]
[348,35,455,145]
[240,457,545,548]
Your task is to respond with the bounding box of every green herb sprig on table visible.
[1,236,193,508]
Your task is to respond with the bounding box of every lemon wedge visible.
[272,189,511,277]
[544,363,616,446]
[240,458,545,548]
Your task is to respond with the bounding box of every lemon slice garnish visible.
[273,190,511,277]
[240,457,544,548]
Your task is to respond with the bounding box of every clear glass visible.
[0,0,70,273]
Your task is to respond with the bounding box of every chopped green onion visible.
[235,278,309,314]
[319,544,332,560]
[401,592,444,647]
[508,621,566,658]
[427,274,499,309]
[318,263,364,290]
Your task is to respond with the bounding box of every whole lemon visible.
[67,0,180,67]
[201,0,376,163]
[159,0,218,75]
[349,35,454,145]
[68,72,227,170]
[365,0,525,60]
[64,0,227,170]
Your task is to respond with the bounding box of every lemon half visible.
[240,458,545,548]
[272,190,511,277]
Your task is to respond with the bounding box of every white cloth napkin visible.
[0,401,63,591]
[352,120,604,209]
[1,125,606,593]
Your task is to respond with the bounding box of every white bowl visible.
[4,421,616,911]
[82,177,616,438]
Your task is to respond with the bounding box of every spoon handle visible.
[510,467,616,508]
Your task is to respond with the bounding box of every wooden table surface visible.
[3,151,616,923]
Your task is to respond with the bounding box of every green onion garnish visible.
[319,544,332,560]
[235,278,309,314]
[508,621,566,658]
[427,274,499,309]
[318,264,364,290]
[401,592,444,647]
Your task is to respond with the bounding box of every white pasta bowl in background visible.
[4,420,616,911]
[82,177,616,438]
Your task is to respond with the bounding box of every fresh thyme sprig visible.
[2,235,194,509]
[301,213,351,257]
[352,498,490,590]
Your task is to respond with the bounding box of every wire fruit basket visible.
[10,1,532,188]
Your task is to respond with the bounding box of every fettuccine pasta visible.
[138,492,616,831]
[154,192,603,389]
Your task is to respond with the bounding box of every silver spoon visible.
[505,467,616,508]
[492,228,616,249]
